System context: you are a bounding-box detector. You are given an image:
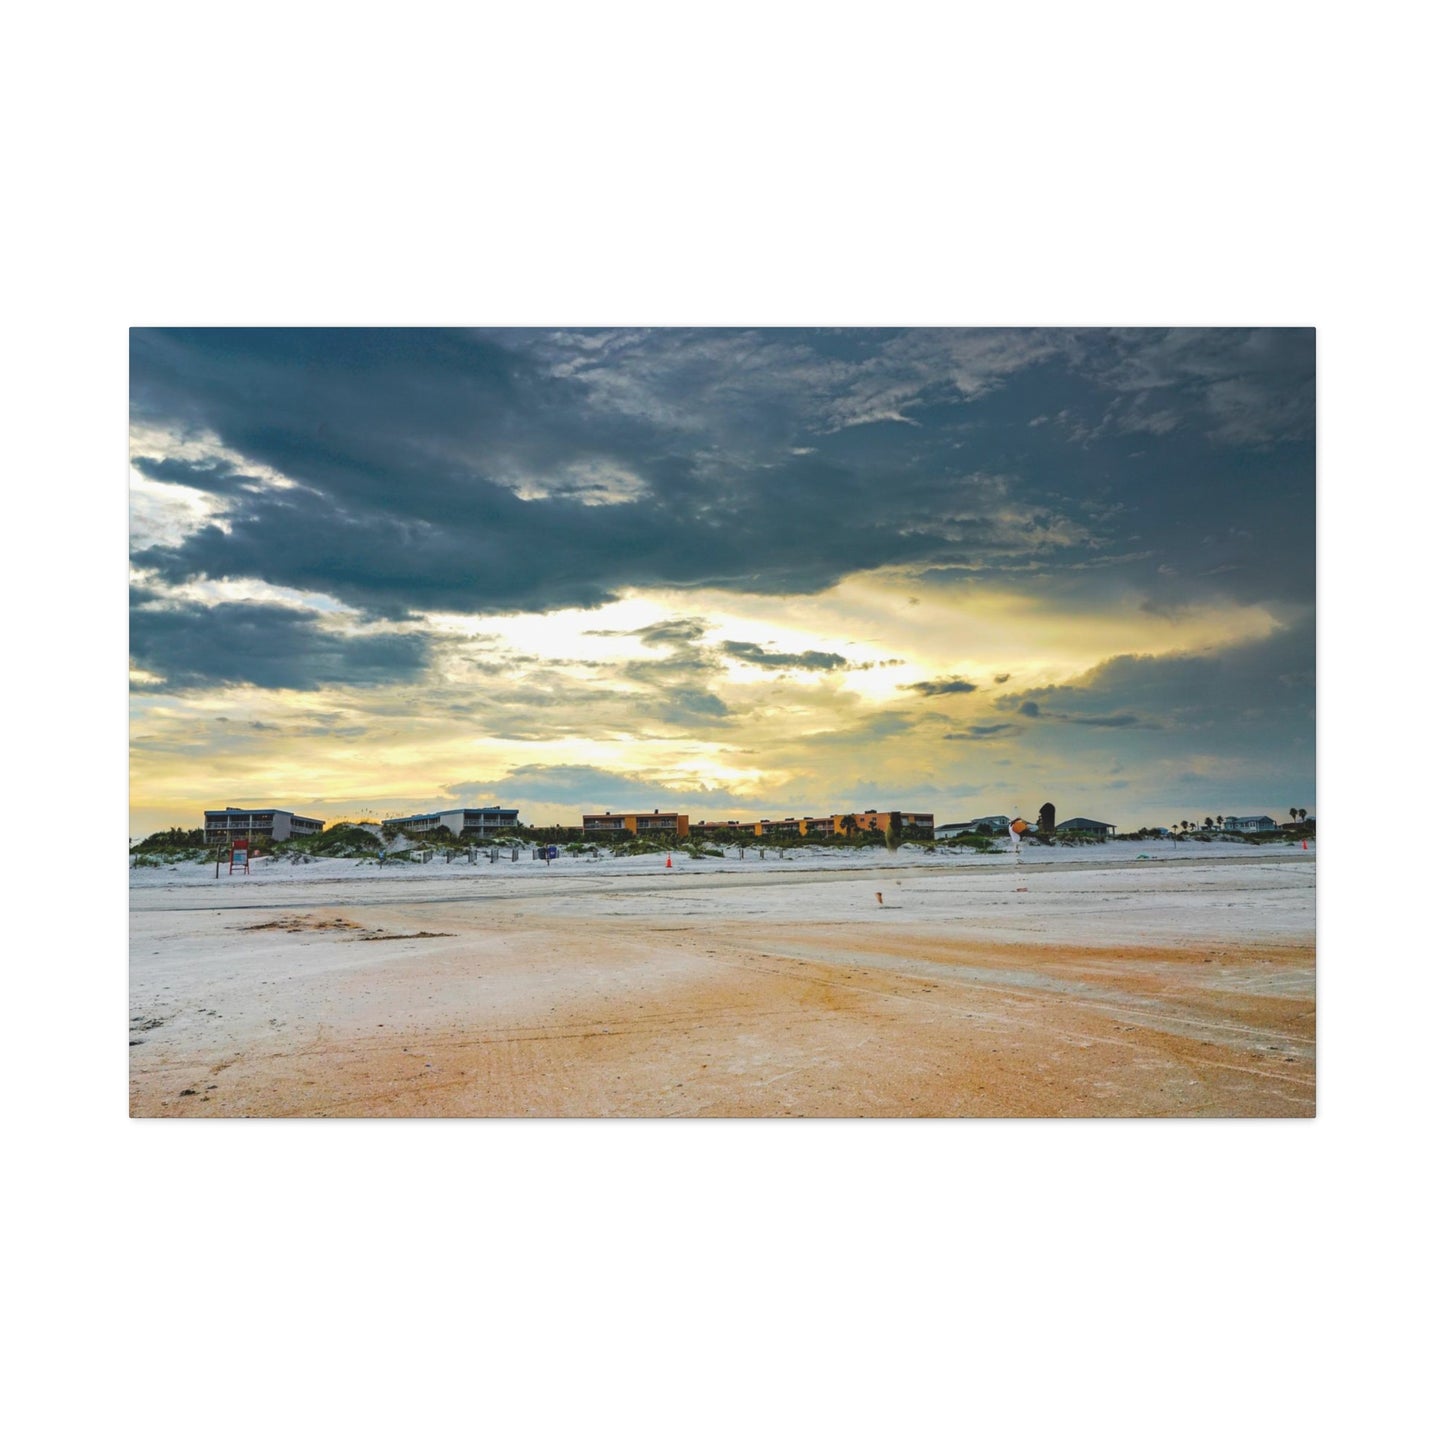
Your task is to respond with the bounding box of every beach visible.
[129,841,1316,1118]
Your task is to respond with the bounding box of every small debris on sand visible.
[352,931,454,942]
[239,914,452,942]
[243,915,364,933]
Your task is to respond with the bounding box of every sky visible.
[128,327,1315,837]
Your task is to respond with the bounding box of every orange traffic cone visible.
[666,855,672,868]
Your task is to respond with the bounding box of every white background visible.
[5,2,1438,1440]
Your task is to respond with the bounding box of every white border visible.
[7,3,1436,1439]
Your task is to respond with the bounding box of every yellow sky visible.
[130,567,1283,835]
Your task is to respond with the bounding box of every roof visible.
[1057,817,1113,828]
[206,806,293,816]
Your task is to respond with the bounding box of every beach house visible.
[1220,815,1278,833]
[382,807,522,836]
[203,806,325,843]
[1056,817,1116,838]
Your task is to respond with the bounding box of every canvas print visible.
[129,328,1315,1117]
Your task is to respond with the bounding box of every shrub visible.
[131,828,207,853]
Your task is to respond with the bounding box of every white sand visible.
[130,843,1315,1117]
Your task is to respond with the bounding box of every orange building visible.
[690,811,934,838]
[582,810,690,838]
[758,816,846,836]
[833,810,935,836]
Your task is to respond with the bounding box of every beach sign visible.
[228,838,250,875]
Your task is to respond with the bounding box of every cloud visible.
[721,640,848,671]
[1065,712,1153,728]
[1085,328,1314,447]
[127,325,1317,741]
[997,615,1314,747]
[132,454,276,497]
[442,763,756,814]
[902,676,978,696]
[130,597,430,692]
[942,723,1024,741]
[130,328,1315,623]
[634,618,710,647]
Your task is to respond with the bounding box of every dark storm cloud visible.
[902,676,978,696]
[998,616,1315,745]
[633,618,709,647]
[130,597,429,692]
[132,454,276,497]
[943,723,1023,740]
[721,640,848,671]
[1086,328,1315,446]
[130,327,1314,622]
[1066,713,1153,729]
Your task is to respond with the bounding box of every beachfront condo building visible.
[582,811,691,838]
[382,807,522,836]
[835,811,935,836]
[692,817,837,837]
[693,811,935,838]
[203,807,326,843]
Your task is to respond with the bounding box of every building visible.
[756,818,805,836]
[834,810,935,837]
[800,816,842,836]
[203,806,325,843]
[936,818,1004,839]
[963,815,1011,835]
[590,808,931,840]
[382,807,521,836]
[1220,815,1278,833]
[1056,817,1116,838]
[582,810,690,838]
[695,817,839,837]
